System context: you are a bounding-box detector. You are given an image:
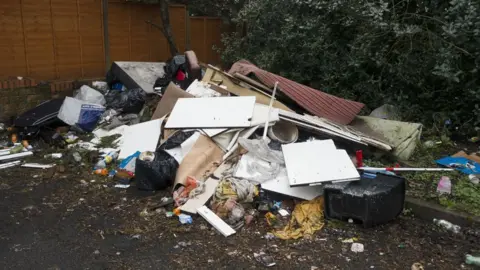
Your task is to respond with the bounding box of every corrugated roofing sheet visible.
[228,60,364,125]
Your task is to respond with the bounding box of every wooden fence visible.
[0,0,224,81]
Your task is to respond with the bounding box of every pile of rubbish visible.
[1,50,473,244]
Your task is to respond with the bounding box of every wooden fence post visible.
[102,0,110,71]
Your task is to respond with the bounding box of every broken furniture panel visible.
[165,96,256,129]
[110,62,165,93]
[282,140,360,186]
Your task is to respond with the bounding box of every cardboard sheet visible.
[173,134,224,190]
[152,82,194,120]
[179,163,232,214]
[165,96,256,129]
[118,118,163,159]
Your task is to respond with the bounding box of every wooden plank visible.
[165,96,256,129]
[197,206,235,237]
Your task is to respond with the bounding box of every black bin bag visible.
[135,150,179,191]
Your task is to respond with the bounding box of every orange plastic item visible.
[94,168,108,176]
[22,140,29,148]
[173,208,181,216]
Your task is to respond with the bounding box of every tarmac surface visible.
[0,165,478,270]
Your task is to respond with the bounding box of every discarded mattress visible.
[228,60,364,125]
[14,98,65,128]
[349,116,422,160]
[109,62,165,93]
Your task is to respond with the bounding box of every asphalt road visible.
[0,165,477,270]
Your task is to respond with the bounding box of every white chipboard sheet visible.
[250,103,280,126]
[202,128,227,137]
[165,96,256,129]
[118,119,162,159]
[197,206,236,237]
[261,168,324,200]
[282,140,360,186]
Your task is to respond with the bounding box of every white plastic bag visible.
[75,85,106,105]
[58,97,105,132]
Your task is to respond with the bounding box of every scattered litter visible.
[468,174,479,185]
[44,153,63,159]
[278,209,289,217]
[178,214,193,224]
[436,176,452,194]
[465,254,480,267]
[166,211,174,218]
[0,161,21,170]
[341,237,358,243]
[21,163,55,169]
[411,262,424,270]
[351,243,364,253]
[436,156,480,174]
[254,252,276,267]
[433,219,461,233]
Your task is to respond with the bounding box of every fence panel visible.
[0,1,221,81]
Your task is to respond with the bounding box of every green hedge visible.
[220,0,480,134]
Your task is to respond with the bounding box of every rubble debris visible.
[229,60,364,124]
[186,79,221,97]
[324,174,405,228]
[197,205,236,237]
[165,96,256,129]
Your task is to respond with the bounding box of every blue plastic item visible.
[435,156,480,174]
[77,104,105,132]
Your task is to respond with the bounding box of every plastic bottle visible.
[95,152,118,169]
[465,254,480,266]
[433,218,461,233]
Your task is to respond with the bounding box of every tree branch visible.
[145,20,166,36]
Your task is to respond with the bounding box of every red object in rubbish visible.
[356,150,363,167]
[176,70,186,81]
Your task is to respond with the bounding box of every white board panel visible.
[282,141,360,186]
[197,206,236,237]
[118,119,163,159]
[165,97,256,128]
[261,168,323,200]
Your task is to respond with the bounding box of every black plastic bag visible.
[159,131,195,151]
[135,150,179,191]
[105,88,146,114]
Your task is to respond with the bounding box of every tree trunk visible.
[159,0,178,56]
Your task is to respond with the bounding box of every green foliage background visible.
[219,0,480,134]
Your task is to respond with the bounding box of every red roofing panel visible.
[228,60,364,125]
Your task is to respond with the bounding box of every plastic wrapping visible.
[135,150,179,191]
[105,88,146,114]
[58,97,105,132]
[75,85,106,105]
[159,131,195,150]
[237,138,284,164]
[234,152,281,183]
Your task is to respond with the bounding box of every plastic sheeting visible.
[75,85,106,105]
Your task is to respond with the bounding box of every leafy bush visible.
[220,0,480,134]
